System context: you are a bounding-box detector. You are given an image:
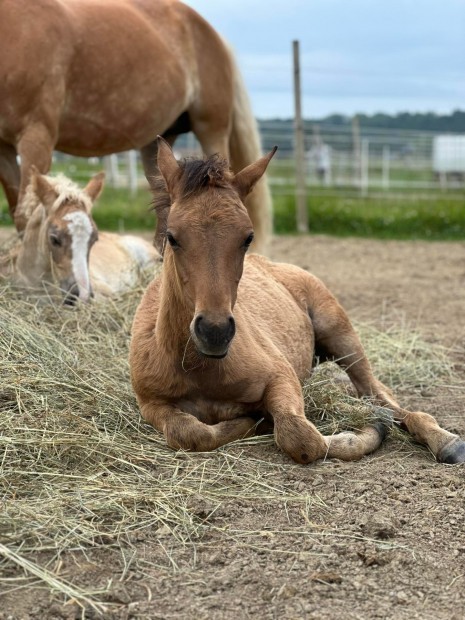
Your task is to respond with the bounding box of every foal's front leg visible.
[306,275,465,464]
[263,371,388,464]
[139,401,257,452]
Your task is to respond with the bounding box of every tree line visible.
[261,110,465,133]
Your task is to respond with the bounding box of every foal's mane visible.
[151,154,234,213]
[21,174,92,220]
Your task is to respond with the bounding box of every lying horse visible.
[130,138,465,465]
[0,0,271,254]
[4,169,158,304]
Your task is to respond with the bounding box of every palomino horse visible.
[0,0,271,254]
[4,169,158,304]
[129,138,465,465]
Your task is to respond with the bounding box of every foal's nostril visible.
[63,296,76,307]
[194,314,205,338]
[226,315,236,342]
[62,283,79,306]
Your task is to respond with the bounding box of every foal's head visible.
[23,168,104,304]
[151,138,276,358]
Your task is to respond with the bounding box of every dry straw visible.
[0,273,456,612]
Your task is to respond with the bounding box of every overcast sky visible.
[184,0,465,119]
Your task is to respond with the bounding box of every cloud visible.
[183,0,465,117]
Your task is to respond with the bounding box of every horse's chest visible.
[176,368,266,423]
[185,376,262,403]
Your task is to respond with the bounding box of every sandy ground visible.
[1,229,465,620]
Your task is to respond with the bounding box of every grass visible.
[0,278,457,612]
[273,192,465,239]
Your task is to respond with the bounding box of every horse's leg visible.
[0,140,20,223]
[263,373,387,464]
[139,402,257,452]
[303,272,465,464]
[15,123,55,233]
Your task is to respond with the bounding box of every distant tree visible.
[258,110,465,132]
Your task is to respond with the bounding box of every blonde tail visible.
[227,49,273,255]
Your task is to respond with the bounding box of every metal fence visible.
[53,124,465,198]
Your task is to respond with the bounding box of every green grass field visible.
[273,191,465,240]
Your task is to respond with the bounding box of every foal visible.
[130,138,465,465]
[7,169,158,303]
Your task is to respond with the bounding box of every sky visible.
[184,0,465,119]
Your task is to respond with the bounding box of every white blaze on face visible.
[64,211,93,302]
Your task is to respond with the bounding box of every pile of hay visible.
[0,278,455,611]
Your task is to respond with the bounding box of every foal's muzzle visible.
[192,313,236,358]
[61,281,94,306]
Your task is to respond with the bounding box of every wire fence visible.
[53,123,465,200]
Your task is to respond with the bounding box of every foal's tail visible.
[227,48,273,255]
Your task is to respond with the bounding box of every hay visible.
[0,278,456,611]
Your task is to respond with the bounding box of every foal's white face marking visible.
[63,211,93,302]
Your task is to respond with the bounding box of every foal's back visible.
[89,232,159,297]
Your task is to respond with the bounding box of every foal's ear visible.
[30,166,58,210]
[155,136,181,197]
[233,146,278,200]
[84,171,105,206]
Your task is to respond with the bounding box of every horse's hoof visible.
[438,438,465,464]
[372,420,389,443]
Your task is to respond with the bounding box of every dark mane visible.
[150,154,233,214]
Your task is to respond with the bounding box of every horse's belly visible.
[56,4,194,153]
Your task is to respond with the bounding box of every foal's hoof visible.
[372,406,394,442]
[438,438,465,464]
[371,420,389,443]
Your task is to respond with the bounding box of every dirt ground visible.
[1,230,465,620]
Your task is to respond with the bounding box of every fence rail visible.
[52,124,465,199]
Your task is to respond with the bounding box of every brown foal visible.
[130,138,465,465]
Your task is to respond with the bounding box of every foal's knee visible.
[274,416,327,464]
[164,414,216,452]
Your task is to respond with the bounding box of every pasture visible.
[1,229,464,619]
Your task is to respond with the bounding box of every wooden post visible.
[127,150,138,196]
[293,40,308,233]
[382,145,390,190]
[352,115,361,188]
[360,138,369,196]
[105,154,119,188]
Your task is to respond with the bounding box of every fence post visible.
[382,145,390,190]
[360,138,369,196]
[127,150,138,196]
[105,155,119,188]
[292,40,308,233]
[352,115,361,188]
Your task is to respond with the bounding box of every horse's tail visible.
[227,49,273,255]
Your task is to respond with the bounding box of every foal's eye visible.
[166,232,180,249]
[243,233,254,249]
[50,236,62,247]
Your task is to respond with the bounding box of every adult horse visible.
[2,169,159,303]
[0,0,271,253]
[129,138,465,465]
